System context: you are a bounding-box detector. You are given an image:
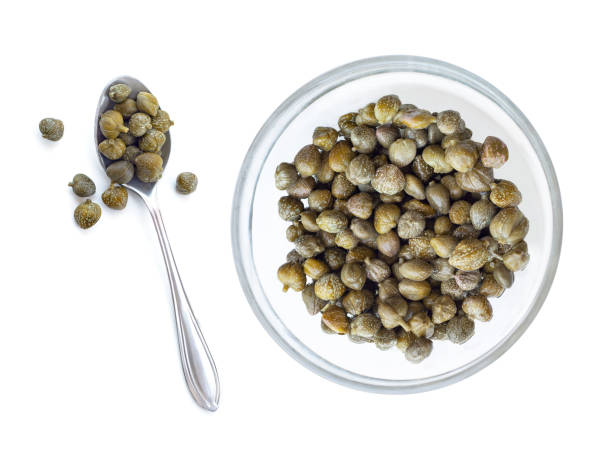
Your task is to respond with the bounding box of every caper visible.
[430,295,457,324]
[480,274,505,297]
[447,315,475,344]
[346,154,375,185]
[454,270,481,291]
[346,245,376,264]
[408,311,434,338]
[377,300,410,331]
[394,108,436,129]
[101,183,128,210]
[99,110,129,139]
[287,176,316,199]
[445,140,479,172]
[316,209,348,233]
[422,144,453,173]
[490,180,522,208]
[489,207,529,245]
[375,231,400,258]
[378,278,400,300]
[338,112,358,138]
[333,228,358,250]
[342,289,374,316]
[430,258,455,282]
[434,216,453,235]
[356,103,377,126]
[68,174,96,197]
[295,234,325,258]
[388,138,417,167]
[425,182,450,214]
[286,222,305,242]
[302,284,325,315]
[411,155,434,182]
[376,124,400,148]
[398,259,432,281]
[403,173,426,200]
[324,247,346,271]
[397,210,426,239]
[452,224,480,240]
[98,138,126,160]
[298,210,318,233]
[455,163,494,192]
[493,262,514,288]
[430,235,458,258]
[318,230,337,248]
[39,117,64,141]
[427,123,444,144]
[315,273,346,301]
[114,99,138,118]
[403,127,429,149]
[74,199,101,229]
[331,172,356,199]
[308,189,333,212]
[108,83,131,103]
[317,153,335,184]
[431,322,448,340]
[294,145,322,177]
[404,336,433,363]
[481,136,509,168]
[374,95,401,124]
[105,160,135,184]
[350,125,377,154]
[139,129,166,153]
[312,126,338,151]
[274,162,298,190]
[364,257,391,283]
[278,195,304,221]
[328,140,355,173]
[119,132,137,146]
[128,112,152,137]
[286,249,304,264]
[462,294,493,322]
[449,238,489,271]
[441,174,465,200]
[436,110,464,135]
[448,200,470,225]
[123,145,142,163]
[303,258,330,280]
[278,262,306,292]
[346,192,374,219]
[371,164,405,195]
[441,277,467,300]
[469,198,496,231]
[321,305,349,334]
[409,233,437,260]
[136,91,159,116]
[399,279,431,301]
[350,313,381,340]
[395,327,416,351]
[373,327,397,350]
[151,110,174,133]
[340,262,366,290]
[503,240,530,272]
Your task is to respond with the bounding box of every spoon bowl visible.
[95,77,220,411]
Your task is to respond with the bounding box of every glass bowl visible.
[231,55,562,393]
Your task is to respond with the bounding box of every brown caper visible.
[430,235,459,259]
[308,189,333,212]
[98,138,126,160]
[346,154,375,185]
[371,203,400,235]
[364,257,391,282]
[298,210,318,232]
[334,229,359,250]
[433,216,452,235]
[452,224,480,240]
[469,199,497,231]
[377,231,400,258]
[371,164,406,195]
[376,124,400,148]
[328,140,355,173]
[119,132,137,146]
[99,110,129,139]
[278,196,304,221]
[427,123,444,144]
[330,173,355,200]
[315,273,346,301]
[403,174,426,200]
[481,136,509,168]
[449,238,490,271]
[411,155,434,182]
[312,127,338,151]
[441,277,467,300]
[449,200,471,225]
[431,258,455,282]
[302,257,329,280]
[123,145,142,163]
[350,313,382,340]
[397,210,426,239]
[302,284,326,315]
[445,140,479,172]
[316,209,348,233]
[136,91,159,116]
[295,235,325,258]
[422,144,453,173]
[388,138,417,167]
[318,230,336,248]
[462,294,493,322]
[347,248,377,268]
[139,129,166,153]
[403,127,429,149]
[317,153,335,184]
[128,112,152,137]
[394,108,436,129]
[342,289,374,316]
[274,163,298,190]
[294,145,322,177]
[447,315,475,344]
[493,262,514,288]
[346,192,375,219]
[425,182,450,215]
[378,278,400,300]
[340,262,367,290]
[286,222,305,242]
[350,125,377,154]
[39,118,64,141]
[489,207,529,245]
[68,174,96,197]
[108,83,131,103]
[436,110,464,135]
[490,180,522,208]
[404,336,433,363]
[431,322,448,340]
[395,327,416,351]
[286,249,304,264]
[101,183,128,210]
[378,300,410,331]
[324,247,346,271]
[321,305,349,334]
[408,232,437,260]
[503,241,530,272]
[287,176,316,199]
[74,199,101,229]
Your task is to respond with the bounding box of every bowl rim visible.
[231,55,563,393]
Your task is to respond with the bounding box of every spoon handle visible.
[146,202,220,411]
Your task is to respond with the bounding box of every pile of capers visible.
[276,95,530,363]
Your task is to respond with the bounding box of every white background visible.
[0,1,609,448]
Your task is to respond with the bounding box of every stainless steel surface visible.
[95,77,220,411]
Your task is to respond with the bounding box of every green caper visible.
[331,172,356,199]
[388,138,417,167]
[430,295,457,324]
[128,112,152,137]
[470,198,497,231]
[346,192,374,219]
[490,180,522,208]
[308,189,333,212]
[408,312,434,338]
[376,124,400,148]
[338,112,358,138]
[114,99,138,118]
[139,129,166,152]
[324,247,346,271]
[404,336,433,363]
[108,83,131,103]
[99,110,129,139]
[489,207,529,245]
[328,140,355,173]
[300,210,320,232]
[394,108,436,129]
[295,235,325,258]
[342,289,374,315]
[122,145,142,163]
[374,95,401,124]
[312,127,338,151]
[287,176,316,199]
[105,160,134,184]
[411,155,434,182]
[68,174,96,197]
[350,313,381,340]
[502,240,530,272]
[481,136,509,168]
[101,183,128,210]
[373,327,397,350]
[39,118,64,141]
[303,258,330,280]
[275,163,298,191]
[397,210,425,239]
[436,110,464,135]
[346,154,375,185]
[316,210,348,233]
[294,145,322,177]
[134,152,163,183]
[356,103,377,126]
[277,262,306,292]
[364,257,391,282]
[350,125,377,153]
[445,141,479,172]
[321,304,349,334]
[151,110,174,133]
[447,315,475,344]
[371,164,406,195]
[454,270,482,291]
[136,91,159,116]
[74,199,101,229]
[302,283,325,315]
[176,172,198,194]
[98,138,126,160]
[377,231,400,258]
[425,182,450,215]
[455,163,494,192]
[462,294,493,322]
[315,273,346,301]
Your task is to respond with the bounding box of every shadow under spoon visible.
[95,76,220,411]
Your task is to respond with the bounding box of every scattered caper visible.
[493,262,514,289]
[378,300,410,332]
[294,145,322,177]
[286,222,305,242]
[430,258,455,282]
[377,231,400,258]
[449,238,490,271]
[441,174,465,200]
[455,162,494,192]
[430,235,458,259]
[324,247,346,271]
[101,183,128,210]
[68,174,96,197]
[74,199,101,229]
[445,140,479,173]
[411,155,434,182]
[328,140,355,173]
[346,245,376,264]
[347,192,375,219]
[398,259,432,281]
[403,173,426,200]
[374,95,401,124]
[338,112,358,138]
[364,257,391,283]
[480,274,505,297]
[449,200,471,225]
[39,118,64,141]
[397,210,426,239]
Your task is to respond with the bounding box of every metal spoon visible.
[95,76,220,411]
